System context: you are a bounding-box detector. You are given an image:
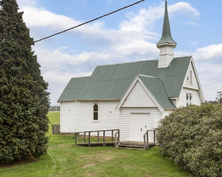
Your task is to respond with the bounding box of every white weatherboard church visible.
[58,1,205,142]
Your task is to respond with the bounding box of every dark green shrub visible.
[0,0,50,163]
[157,103,222,177]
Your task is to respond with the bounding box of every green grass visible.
[0,112,194,177]
[48,111,60,124]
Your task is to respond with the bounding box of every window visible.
[190,71,193,85]
[93,103,98,120]
[186,93,192,106]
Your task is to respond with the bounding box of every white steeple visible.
[157,0,177,68]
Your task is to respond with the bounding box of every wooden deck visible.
[75,129,120,147]
[74,129,156,150]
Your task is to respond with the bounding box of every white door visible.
[130,113,151,141]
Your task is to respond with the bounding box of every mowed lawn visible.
[0,112,194,177]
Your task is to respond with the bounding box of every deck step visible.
[117,147,144,150]
[118,144,145,150]
[117,142,156,150]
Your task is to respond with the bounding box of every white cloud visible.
[107,0,113,4]
[21,6,80,29]
[184,22,199,26]
[119,2,200,32]
[192,43,222,101]
[113,40,158,56]
[196,63,222,101]
[189,41,198,46]
[17,0,37,7]
[193,43,222,61]
[169,2,200,18]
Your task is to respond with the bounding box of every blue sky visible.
[17,0,222,105]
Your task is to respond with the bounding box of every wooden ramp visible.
[118,141,155,150]
[77,142,115,147]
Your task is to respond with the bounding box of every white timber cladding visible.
[60,101,120,134]
[177,88,201,107]
[119,79,164,141]
[183,61,199,90]
[176,60,202,107]
[120,108,162,142]
[122,81,156,107]
[158,45,175,68]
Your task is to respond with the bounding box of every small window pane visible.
[93,103,98,120]
[94,104,98,111]
[190,94,192,101]
[190,71,192,84]
[94,112,98,120]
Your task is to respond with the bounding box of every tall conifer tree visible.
[0,0,50,163]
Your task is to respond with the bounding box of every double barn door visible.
[130,113,152,142]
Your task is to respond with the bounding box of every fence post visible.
[118,129,120,144]
[144,134,146,150]
[147,131,149,150]
[84,132,86,142]
[103,131,105,147]
[111,130,113,141]
[97,131,99,142]
[51,124,54,135]
[88,132,91,147]
[75,133,77,145]
[154,130,156,144]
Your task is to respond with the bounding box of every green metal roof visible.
[58,76,90,102]
[139,76,175,109]
[157,1,177,47]
[58,57,191,107]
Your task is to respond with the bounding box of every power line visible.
[34,0,145,43]
[0,0,145,58]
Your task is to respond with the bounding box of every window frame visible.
[93,103,99,121]
[186,93,193,106]
[190,70,193,85]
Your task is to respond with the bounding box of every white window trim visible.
[190,70,193,85]
[93,103,99,121]
[186,93,193,106]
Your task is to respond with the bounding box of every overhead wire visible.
[0,0,145,58]
[34,0,145,43]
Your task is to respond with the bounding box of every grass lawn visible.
[0,112,194,177]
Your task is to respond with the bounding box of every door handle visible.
[141,128,142,131]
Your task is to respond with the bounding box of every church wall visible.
[120,107,162,141]
[176,61,202,107]
[122,81,156,108]
[60,101,120,134]
[176,88,201,107]
[119,81,163,141]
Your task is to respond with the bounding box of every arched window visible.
[93,103,98,120]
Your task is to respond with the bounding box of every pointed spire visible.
[157,0,177,48]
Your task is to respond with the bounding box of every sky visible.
[16,0,222,105]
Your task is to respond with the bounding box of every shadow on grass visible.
[0,154,38,169]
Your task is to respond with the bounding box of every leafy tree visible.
[216,91,222,103]
[0,0,50,163]
[157,104,222,177]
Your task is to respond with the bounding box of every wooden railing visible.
[115,129,120,148]
[75,129,120,147]
[143,130,156,150]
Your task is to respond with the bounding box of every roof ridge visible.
[93,56,192,68]
[96,59,158,67]
[138,74,156,78]
[71,76,91,79]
